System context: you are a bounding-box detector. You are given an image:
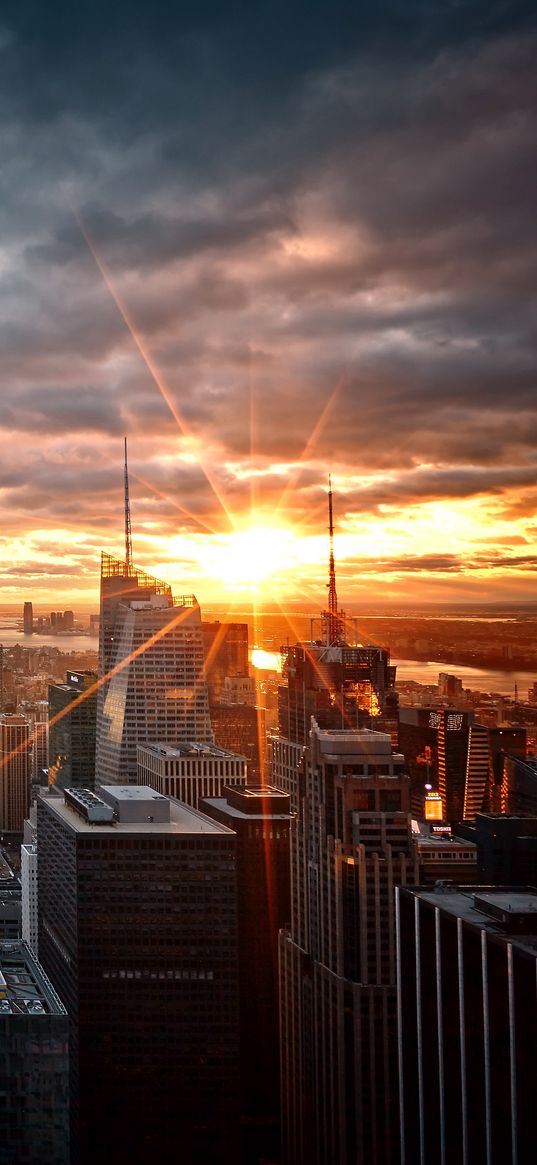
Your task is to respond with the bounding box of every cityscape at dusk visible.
[1,2,536,1165]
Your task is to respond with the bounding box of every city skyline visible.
[1,2,536,608]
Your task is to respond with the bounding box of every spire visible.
[124,437,133,571]
[328,474,338,633]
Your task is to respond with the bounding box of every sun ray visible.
[130,471,219,536]
[74,209,236,531]
[272,375,344,519]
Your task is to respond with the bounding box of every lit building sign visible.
[425,792,443,821]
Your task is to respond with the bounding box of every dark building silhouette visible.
[23,601,33,635]
[37,785,240,1165]
[0,940,69,1164]
[202,620,250,703]
[456,813,537,885]
[495,752,537,815]
[0,712,31,833]
[48,671,97,790]
[279,720,415,1165]
[201,785,291,1164]
[211,701,266,781]
[397,885,537,1165]
[398,707,440,816]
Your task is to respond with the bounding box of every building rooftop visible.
[0,941,67,1016]
[202,785,291,821]
[405,885,537,950]
[139,741,245,760]
[39,787,232,836]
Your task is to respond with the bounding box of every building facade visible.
[0,713,31,832]
[201,785,292,1163]
[21,842,39,955]
[0,939,69,1164]
[137,741,246,809]
[279,720,416,1165]
[96,553,213,784]
[397,885,537,1165]
[48,672,97,790]
[37,784,240,1165]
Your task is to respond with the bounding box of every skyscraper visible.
[48,671,97,789]
[0,939,69,1164]
[279,719,415,1165]
[397,884,537,1165]
[96,443,213,783]
[23,601,33,635]
[96,553,213,782]
[37,784,240,1165]
[201,785,292,1163]
[0,713,31,832]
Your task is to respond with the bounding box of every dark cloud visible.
[0,1,535,597]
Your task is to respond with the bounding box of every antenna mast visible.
[124,437,133,571]
[327,474,339,644]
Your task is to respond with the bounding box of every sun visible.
[198,525,294,591]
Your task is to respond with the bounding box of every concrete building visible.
[0,877,21,940]
[21,842,38,956]
[201,785,292,1163]
[397,885,537,1165]
[0,939,69,1164]
[0,713,31,832]
[137,740,246,809]
[410,822,478,885]
[37,784,240,1165]
[96,553,213,783]
[48,671,97,790]
[279,720,415,1165]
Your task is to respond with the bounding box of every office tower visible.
[29,699,49,786]
[398,707,440,815]
[488,741,533,814]
[96,553,213,783]
[138,741,246,809]
[279,719,416,1165]
[397,885,537,1165]
[437,709,474,821]
[201,785,292,1164]
[0,939,69,1164]
[37,784,240,1165]
[23,600,34,634]
[463,724,527,819]
[0,713,31,832]
[456,813,537,885]
[202,620,250,703]
[211,701,266,781]
[0,876,21,939]
[48,671,97,790]
[21,841,38,955]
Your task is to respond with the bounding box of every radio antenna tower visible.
[124,436,133,571]
[327,474,339,644]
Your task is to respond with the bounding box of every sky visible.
[0,0,536,610]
